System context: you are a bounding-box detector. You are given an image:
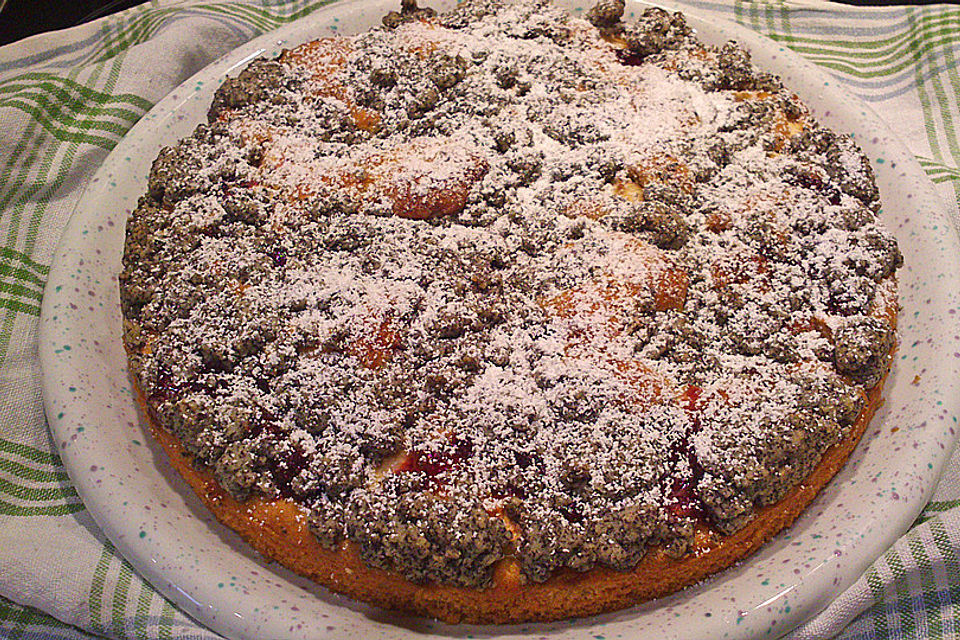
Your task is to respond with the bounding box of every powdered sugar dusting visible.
[120,0,901,588]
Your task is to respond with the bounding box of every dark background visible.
[1,0,144,46]
[0,0,953,47]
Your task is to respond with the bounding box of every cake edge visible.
[132,320,893,625]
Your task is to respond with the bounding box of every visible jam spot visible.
[667,472,705,520]
[397,437,474,489]
[490,450,542,499]
[667,385,707,520]
[681,384,703,416]
[269,443,308,498]
[149,366,206,404]
[248,419,324,499]
[148,370,178,404]
[666,442,706,520]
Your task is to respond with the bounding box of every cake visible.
[119,0,902,623]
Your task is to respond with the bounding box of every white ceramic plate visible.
[40,2,960,639]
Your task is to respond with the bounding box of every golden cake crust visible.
[143,372,885,624]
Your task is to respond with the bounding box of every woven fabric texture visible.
[0,1,958,638]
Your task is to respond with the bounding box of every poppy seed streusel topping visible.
[120,0,900,589]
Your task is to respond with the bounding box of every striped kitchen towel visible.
[0,1,958,639]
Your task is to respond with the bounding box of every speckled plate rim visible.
[39,1,960,639]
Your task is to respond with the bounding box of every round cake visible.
[119,0,902,623]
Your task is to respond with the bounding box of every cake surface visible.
[119,0,902,623]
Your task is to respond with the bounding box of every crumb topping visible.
[120,0,900,588]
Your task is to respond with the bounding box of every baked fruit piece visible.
[119,0,902,624]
